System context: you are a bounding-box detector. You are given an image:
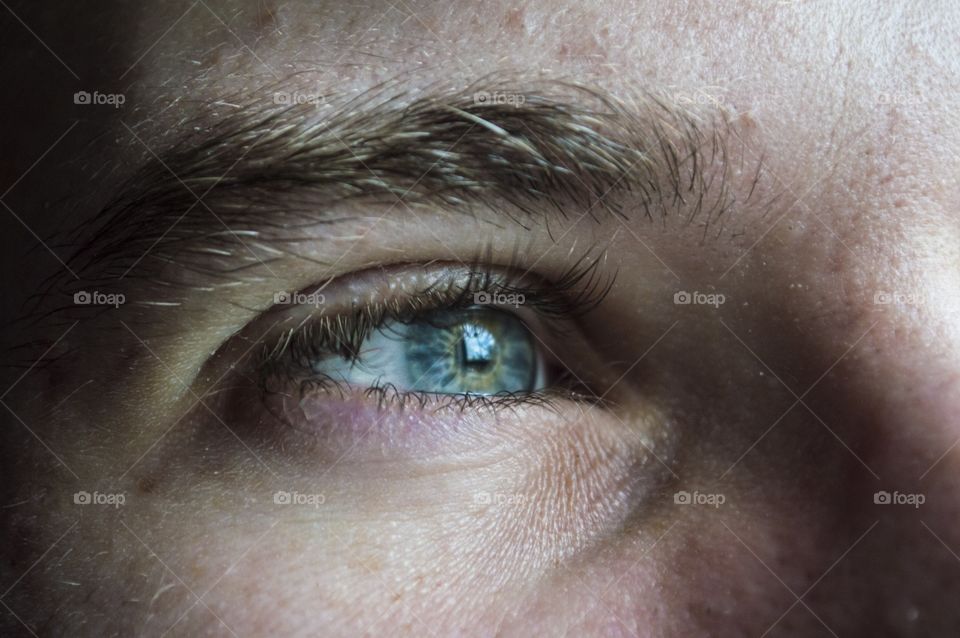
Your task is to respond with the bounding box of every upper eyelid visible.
[254,261,609,376]
[265,252,612,326]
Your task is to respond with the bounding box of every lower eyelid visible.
[238,374,681,536]
[255,381,614,463]
[259,386,503,461]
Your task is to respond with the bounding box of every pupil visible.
[460,323,496,369]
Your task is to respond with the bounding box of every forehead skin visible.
[3,1,960,637]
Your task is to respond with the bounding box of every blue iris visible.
[401,308,538,394]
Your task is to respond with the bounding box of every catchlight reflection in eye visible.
[314,308,545,395]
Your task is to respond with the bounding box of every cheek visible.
[507,510,827,636]
[81,400,679,634]
[108,485,817,637]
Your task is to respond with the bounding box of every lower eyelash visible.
[262,374,599,422]
[336,378,563,413]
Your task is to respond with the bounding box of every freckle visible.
[136,476,157,494]
[257,1,280,33]
[738,112,757,131]
[504,7,524,32]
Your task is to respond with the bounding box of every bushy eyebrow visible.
[62,76,742,287]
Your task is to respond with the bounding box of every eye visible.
[314,307,546,395]
[253,260,613,418]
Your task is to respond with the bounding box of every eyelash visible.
[254,254,613,413]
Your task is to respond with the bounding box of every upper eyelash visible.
[254,253,614,396]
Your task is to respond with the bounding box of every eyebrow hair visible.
[59,76,747,291]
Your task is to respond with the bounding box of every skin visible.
[2,0,960,636]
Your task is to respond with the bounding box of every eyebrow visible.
[62,76,744,288]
